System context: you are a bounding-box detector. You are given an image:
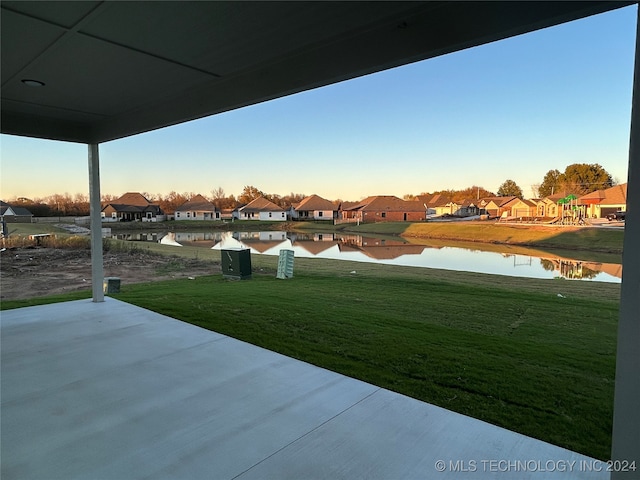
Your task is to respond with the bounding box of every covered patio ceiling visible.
[1,1,633,144]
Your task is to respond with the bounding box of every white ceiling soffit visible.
[1,1,633,144]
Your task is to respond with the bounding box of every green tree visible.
[424,186,495,202]
[455,186,495,201]
[497,179,523,198]
[538,169,564,197]
[562,163,613,195]
[538,164,613,197]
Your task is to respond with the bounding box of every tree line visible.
[4,187,308,216]
[405,163,616,201]
[5,163,617,216]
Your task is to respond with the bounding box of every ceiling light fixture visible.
[21,79,45,87]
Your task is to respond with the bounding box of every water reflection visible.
[116,230,622,283]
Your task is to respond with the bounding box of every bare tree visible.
[211,186,225,202]
[238,185,265,204]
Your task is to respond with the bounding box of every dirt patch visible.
[0,247,220,301]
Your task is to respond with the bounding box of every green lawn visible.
[2,255,619,460]
[2,222,69,236]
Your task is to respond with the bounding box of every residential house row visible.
[94,183,628,224]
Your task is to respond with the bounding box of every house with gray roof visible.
[101,192,164,222]
[0,200,34,223]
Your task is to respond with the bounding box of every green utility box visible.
[221,249,252,280]
[103,277,121,294]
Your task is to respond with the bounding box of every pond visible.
[112,230,622,283]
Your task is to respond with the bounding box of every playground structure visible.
[555,194,587,226]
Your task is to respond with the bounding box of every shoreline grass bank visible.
[293,220,624,254]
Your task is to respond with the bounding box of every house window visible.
[318,211,323,217]
[193,212,196,218]
[381,212,386,218]
[101,212,105,218]
[112,212,117,218]
[187,212,190,218]
[269,212,272,218]
[176,212,180,218]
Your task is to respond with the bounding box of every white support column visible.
[611,7,640,479]
[88,143,104,302]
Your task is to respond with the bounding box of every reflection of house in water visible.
[334,234,425,260]
[160,232,182,246]
[338,243,425,260]
[312,233,335,242]
[583,262,623,279]
[211,232,244,250]
[290,232,336,243]
[360,245,426,260]
[540,257,623,280]
[114,232,161,242]
[242,239,289,254]
[294,240,339,256]
[173,231,225,247]
[233,231,287,242]
[338,235,409,248]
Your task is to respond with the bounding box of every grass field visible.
[2,222,69,236]
[2,252,619,460]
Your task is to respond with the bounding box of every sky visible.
[1,4,637,202]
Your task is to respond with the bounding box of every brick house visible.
[341,195,426,222]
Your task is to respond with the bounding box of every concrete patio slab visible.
[1,298,608,479]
